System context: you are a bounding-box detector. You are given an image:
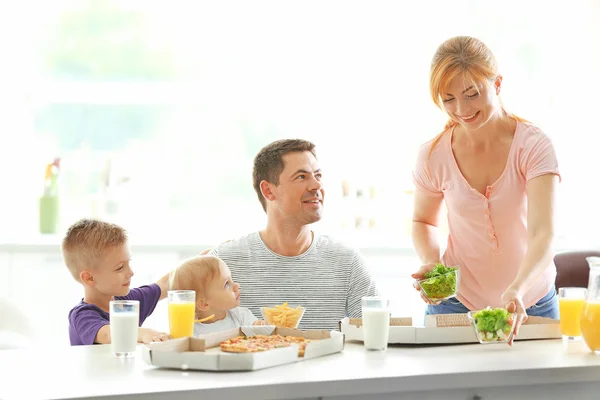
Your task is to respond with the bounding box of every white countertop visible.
[1,339,599,400]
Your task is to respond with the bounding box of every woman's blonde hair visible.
[428,36,527,157]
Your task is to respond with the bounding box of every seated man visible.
[209,139,379,330]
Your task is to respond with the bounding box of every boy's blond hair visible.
[62,218,128,282]
[169,255,222,298]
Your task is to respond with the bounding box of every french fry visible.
[262,302,304,328]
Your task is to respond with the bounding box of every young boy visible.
[62,218,171,346]
[169,255,263,335]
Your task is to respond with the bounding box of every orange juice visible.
[168,301,195,338]
[559,297,586,337]
[581,301,600,352]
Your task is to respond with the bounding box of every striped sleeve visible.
[346,250,380,318]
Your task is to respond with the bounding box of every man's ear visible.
[80,270,95,287]
[197,298,210,311]
[260,180,276,202]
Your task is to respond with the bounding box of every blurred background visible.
[0,0,598,346]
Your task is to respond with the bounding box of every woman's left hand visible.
[500,286,529,346]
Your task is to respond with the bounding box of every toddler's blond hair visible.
[169,255,222,298]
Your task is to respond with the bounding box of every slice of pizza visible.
[284,336,311,357]
[220,335,289,353]
[220,336,253,353]
[220,334,312,356]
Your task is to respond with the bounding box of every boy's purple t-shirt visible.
[68,284,161,346]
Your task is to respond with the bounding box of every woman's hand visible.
[500,286,528,346]
[411,263,442,305]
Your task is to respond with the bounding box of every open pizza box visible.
[340,314,560,344]
[142,325,344,371]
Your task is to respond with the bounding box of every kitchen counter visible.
[0,339,599,400]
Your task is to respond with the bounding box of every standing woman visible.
[411,36,560,343]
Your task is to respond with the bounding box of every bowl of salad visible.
[417,263,460,302]
[467,307,516,344]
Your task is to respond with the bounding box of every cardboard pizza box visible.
[142,325,344,371]
[339,314,560,344]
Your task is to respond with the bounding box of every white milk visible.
[362,308,390,350]
[110,312,139,355]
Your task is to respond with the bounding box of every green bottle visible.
[39,195,59,234]
[39,162,60,234]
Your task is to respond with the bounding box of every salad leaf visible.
[424,263,457,279]
[472,307,514,341]
[420,263,458,299]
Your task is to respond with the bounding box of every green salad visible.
[472,307,514,342]
[419,263,458,299]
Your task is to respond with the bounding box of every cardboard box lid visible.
[424,313,560,328]
[344,317,413,328]
[143,326,344,371]
[339,315,560,344]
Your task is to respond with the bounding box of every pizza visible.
[220,334,311,357]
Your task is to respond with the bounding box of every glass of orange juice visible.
[168,290,196,338]
[581,257,600,354]
[558,287,586,344]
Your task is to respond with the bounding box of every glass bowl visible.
[261,304,306,328]
[467,307,517,344]
[418,267,460,302]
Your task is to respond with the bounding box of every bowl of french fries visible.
[261,302,306,328]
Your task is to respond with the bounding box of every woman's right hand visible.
[411,263,442,305]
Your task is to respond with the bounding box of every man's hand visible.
[138,328,171,344]
[411,263,441,305]
[500,286,528,346]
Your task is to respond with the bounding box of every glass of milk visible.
[109,300,140,358]
[361,296,390,351]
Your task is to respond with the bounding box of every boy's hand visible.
[138,328,171,344]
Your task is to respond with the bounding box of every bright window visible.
[1,0,598,248]
[1,0,599,344]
